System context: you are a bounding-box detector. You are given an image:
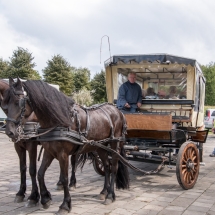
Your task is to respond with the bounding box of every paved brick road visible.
[0,133,215,215]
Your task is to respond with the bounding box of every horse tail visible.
[116,146,130,189]
[77,152,96,171]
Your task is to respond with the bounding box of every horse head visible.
[2,77,33,139]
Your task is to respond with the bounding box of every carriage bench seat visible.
[124,113,174,142]
[124,113,172,131]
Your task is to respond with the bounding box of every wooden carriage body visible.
[104,54,208,189]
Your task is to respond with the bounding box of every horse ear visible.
[9,77,15,87]
[16,77,23,88]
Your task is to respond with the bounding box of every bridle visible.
[5,86,29,128]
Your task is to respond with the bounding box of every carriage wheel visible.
[176,142,200,190]
[93,157,105,176]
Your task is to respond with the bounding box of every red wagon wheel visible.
[176,142,200,190]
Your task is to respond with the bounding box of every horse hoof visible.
[25,199,38,208]
[14,195,25,203]
[56,185,64,190]
[69,185,76,191]
[55,208,70,215]
[42,200,52,209]
[103,197,114,205]
[98,193,106,200]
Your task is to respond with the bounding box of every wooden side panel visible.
[191,130,208,143]
[126,129,170,140]
[125,114,172,131]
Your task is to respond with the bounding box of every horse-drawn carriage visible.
[0,54,208,214]
[104,53,208,189]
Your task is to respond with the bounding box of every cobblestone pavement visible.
[0,133,215,215]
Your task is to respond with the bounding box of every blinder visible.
[19,98,25,109]
[5,88,28,125]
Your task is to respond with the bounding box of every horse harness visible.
[7,88,165,175]
[70,103,123,139]
[5,87,27,126]
[37,103,126,147]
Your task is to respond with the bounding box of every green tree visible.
[43,54,74,95]
[0,58,9,78]
[201,62,215,106]
[73,67,91,92]
[8,47,41,80]
[90,70,107,103]
[72,87,93,106]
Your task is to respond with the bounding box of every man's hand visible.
[124,103,130,108]
[137,102,142,108]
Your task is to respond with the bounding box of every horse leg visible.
[69,155,76,191]
[97,149,110,201]
[56,175,63,190]
[56,155,76,191]
[14,142,26,203]
[38,150,53,209]
[104,144,129,205]
[56,152,71,214]
[25,142,40,207]
[104,151,117,205]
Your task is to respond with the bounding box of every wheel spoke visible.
[187,148,191,158]
[190,171,195,180]
[192,155,197,161]
[185,172,189,183]
[188,172,193,184]
[189,148,192,158]
[183,171,188,181]
[182,168,187,174]
[193,167,197,173]
[191,150,195,158]
[182,158,187,163]
[183,151,187,160]
[186,172,189,183]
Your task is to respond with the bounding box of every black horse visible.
[0,79,40,207]
[3,78,129,214]
[0,79,80,207]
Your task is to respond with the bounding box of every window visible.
[117,70,187,100]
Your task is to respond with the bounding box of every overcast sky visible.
[0,0,215,78]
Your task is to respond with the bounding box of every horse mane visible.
[23,80,75,127]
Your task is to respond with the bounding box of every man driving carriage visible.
[117,72,142,113]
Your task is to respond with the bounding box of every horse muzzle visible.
[5,121,19,140]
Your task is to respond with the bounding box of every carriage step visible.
[200,162,205,166]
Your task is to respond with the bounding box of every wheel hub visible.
[186,159,194,171]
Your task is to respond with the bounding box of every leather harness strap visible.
[85,109,90,137]
[97,106,114,138]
